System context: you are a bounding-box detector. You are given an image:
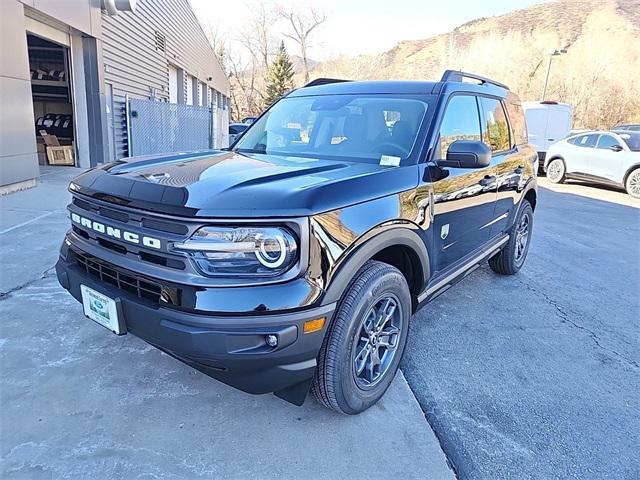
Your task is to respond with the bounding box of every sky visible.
[190,0,550,60]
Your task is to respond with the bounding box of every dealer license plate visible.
[80,285,123,335]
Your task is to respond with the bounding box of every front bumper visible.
[56,249,335,405]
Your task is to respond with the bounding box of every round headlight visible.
[255,232,288,268]
[172,225,298,277]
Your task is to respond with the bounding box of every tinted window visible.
[618,132,640,151]
[234,95,430,164]
[229,125,248,135]
[506,102,528,145]
[573,134,598,148]
[480,97,511,152]
[596,135,620,150]
[438,95,481,158]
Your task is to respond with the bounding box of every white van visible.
[522,101,573,173]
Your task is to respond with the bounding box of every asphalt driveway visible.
[402,179,640,479]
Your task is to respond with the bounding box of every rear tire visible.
[625,168,640,199]
[312,261,411,415]
[489,200,534,275]
[546,158,566,184]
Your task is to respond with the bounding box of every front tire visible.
[489,200,534,275]
[625,169,640,199]
[546,158,566,184]
[312,261,411,415]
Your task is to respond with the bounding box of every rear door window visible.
[479,97,511,152]
[573,134,598,148]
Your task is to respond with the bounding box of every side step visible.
[417,235,509,304]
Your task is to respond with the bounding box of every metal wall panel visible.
[101,0,230,159]
[0,1,39,188]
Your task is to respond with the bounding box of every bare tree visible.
[239,2,276,72]
[278,6,326,83]
[224,2,278,121]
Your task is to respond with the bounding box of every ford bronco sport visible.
[57,71,537,414]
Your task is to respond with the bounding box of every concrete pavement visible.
[0,167,454,479]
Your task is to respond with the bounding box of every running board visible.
[417,235,509,304]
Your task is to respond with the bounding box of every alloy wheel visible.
[628,171,640,198]
[352,295,403,389]
[547,160,564,183]
[514,212,531,264]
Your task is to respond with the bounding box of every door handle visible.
[479,175,496,186]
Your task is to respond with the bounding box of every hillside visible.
[311,0,640,128]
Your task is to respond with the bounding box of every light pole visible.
[542,48,567,100]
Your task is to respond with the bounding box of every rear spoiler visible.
[440,70,509,90]
[304,78,351,88]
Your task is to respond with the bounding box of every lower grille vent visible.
[73,250,162,304]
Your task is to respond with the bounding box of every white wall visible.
[185,74,193,105]
[168,65,178,104]
[70,33,91,168]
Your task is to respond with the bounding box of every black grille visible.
[73,250,162,304]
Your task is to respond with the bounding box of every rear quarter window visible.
[506,102,528,146]
[572,134,598,148]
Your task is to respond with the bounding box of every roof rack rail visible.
[304,78,351,88]
[440,70,509,90]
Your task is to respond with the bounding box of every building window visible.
[154,31,166,53]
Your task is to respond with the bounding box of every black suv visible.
[56,71,537,414]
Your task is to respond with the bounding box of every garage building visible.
[1,0,230,195]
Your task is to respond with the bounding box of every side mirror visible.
[610,144,623,152]
[438,140,491,169]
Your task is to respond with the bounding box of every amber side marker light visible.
[303,317,325,334]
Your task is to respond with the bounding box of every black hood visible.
[71,150,418,218]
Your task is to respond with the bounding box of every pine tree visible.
[264,41,294,108]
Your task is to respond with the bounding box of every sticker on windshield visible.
[380,155,401,167]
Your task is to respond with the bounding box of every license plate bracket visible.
[80,284,127,335]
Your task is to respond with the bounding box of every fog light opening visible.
[265,334,278,347]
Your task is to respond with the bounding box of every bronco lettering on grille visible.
[71,212,162,249]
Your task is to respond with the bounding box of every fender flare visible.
[623,163,640,184]
[544,154,564,171]
[506,178,537,229]
[321,225,431,305]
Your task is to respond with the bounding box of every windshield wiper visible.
[235,148,267,154]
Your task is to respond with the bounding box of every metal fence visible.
[128,99,213,157]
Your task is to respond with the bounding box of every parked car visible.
[523,100,573,173]
[614,124,640,132]
[56,70,537,414]
[229,123,248,145]
[544,130,640,198]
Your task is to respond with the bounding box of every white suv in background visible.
[544,130,640,198]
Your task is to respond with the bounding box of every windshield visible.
[617,132,640,151]
[234,94,430,164]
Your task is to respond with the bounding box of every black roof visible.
[289,71,510,98]
[288,80,440,97]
